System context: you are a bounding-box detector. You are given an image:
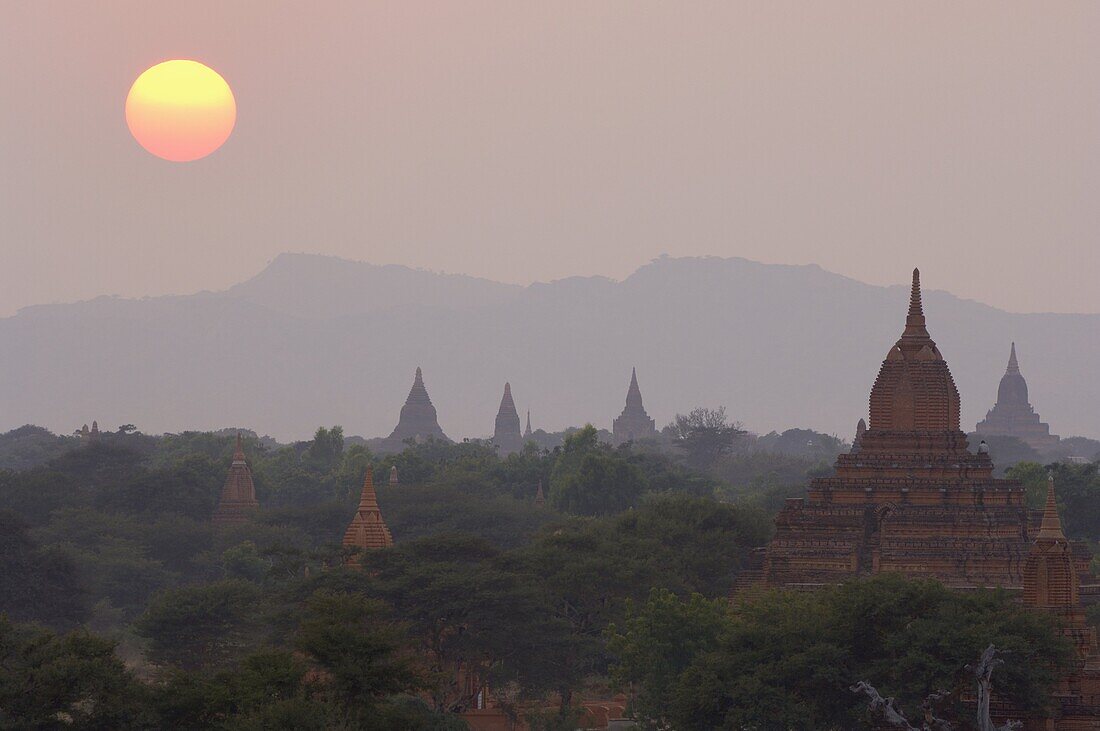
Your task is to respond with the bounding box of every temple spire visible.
[535,480,545,507]
[1006,342,1020,375]
[524,410,532,439]
[1037,474,1066,541]
[389,465,399,486]
[902,268,929,338]
[233,432,245,462]
[493,381,522,455]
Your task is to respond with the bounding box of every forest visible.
[1,421,1098,730]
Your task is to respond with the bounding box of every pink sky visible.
[2,2,1099,316]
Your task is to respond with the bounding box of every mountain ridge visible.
[1,253,1095,442]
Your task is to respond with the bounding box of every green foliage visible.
[295,592,423,715]
[135,579,265,670]
[668,407,746,469]
[618,575,1069,730]
[1008,461,1100,539]
[0,618,153,729]
[607,588,729,724]
[0,511,89,628]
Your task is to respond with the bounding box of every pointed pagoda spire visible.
[627,367,643,407]
[524,410,532,439]
[233,432,245,462]
[902,268,929,338]
[1006,342,1020,375]
[535,480,545,507]
[493,381,522,454]
[343,466,394,557]
[389,465,399,486]
[1037,474,1066,541]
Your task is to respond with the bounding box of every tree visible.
[668,407,745,470]
[306,426,345,471]
[358,533,548,713]
[607,588,729,724]
[135,579,264,670]
[0,618,153,729]
[653,576,1068,729]
[295,591,423,721]
[0,510,89,628]
[550,451,646,516]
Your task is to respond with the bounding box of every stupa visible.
[612,368,656,445]
[975,343,1060,452]
[492,383,523,455]
[212,434,260,526]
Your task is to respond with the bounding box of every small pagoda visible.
[212,434,260,526]
[612,368,656,445]
[492,382,523,455]
[975,343,1059,452]
[343,466,393,565]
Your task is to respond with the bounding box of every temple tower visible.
[387,367,449,446]
[524,410,533,440]
[388,465,399,486]
[343,466,394,564]
[612,368,656,445]
[212,433,260,526]
[1020,477,1100,728]
[975,343,1059,451]
[761,269,1035,590]
[535,480,545,507]
[493,382,523,455]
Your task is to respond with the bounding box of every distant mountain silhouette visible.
[1,254,1097,443]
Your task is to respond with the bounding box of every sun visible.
[125,60,236,162]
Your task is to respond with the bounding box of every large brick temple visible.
[760,270,1081,591]
[754,269,1098,726]
[975,342,1060,452]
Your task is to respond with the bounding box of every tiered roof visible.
[343,466,394,557]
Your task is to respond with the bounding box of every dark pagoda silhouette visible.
[342,466,393,565]
[612,367,656,445]
[492,382,522,455]
[975,342,1059,451]
[386,367,449,447]
[212,434,260,526]
[760,270,1040,590]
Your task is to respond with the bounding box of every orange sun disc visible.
[125,60,236,162]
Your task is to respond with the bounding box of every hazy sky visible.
[3,2,1099,317]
